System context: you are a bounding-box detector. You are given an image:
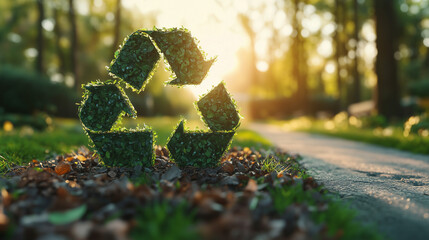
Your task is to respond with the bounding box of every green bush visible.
[408,79,429,98]
[0,66,78,117]
[131,201,198,240]
[0,112,51,130]
[360,115,388,128]
[309,94,340,113]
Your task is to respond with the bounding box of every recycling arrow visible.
[146,29,215,85]
[87,129,154,167]
[196,82,240,131]
[167,120,234,168]
[79,83,136,132]
[109,30,160,91]
[78,27,241,168]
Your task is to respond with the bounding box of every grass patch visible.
[0,127,89,169]
[0,117,272,171]
[270,184,382,240]
[306,127,429,154]
[231,129,273,149]
[260,155,284,173]
[131,201,198,240]
[0,117,383,239]
[270,116,429,155]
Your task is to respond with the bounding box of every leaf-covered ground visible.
[0,145,381,240]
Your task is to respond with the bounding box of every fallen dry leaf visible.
[222,162,235,175]
[245,179,258,193]
[76,155,87,161]
[1,189,11,207]
[0,145,328,240]
[43,168,55,174]
[0,211,9,232]
[55,161,71,175]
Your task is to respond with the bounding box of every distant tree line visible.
[1,0,429,120]
[230,0,429,120]
[0,0,194,117]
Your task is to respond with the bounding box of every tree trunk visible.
[53,7,67,74]
[374,0,401,119]
[317,63,326,94]
[112,0,122,54]
[0,3,24,41]
[69,0,79,91]
[351,0,361,104]
[423,46,429,73]
[292,0,308,113]
[239,14,258,88]
[334,0,343,109]
[36,0,45,74]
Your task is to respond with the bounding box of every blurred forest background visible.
[1,0,429,127]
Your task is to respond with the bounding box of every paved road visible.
[250,123,429,240]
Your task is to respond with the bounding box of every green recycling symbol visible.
[78,27,241,168]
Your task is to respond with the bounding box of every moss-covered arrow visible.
[109,30,160,92]
[87,129,154,167]
[78,27,241,168]
[167,120,235,168]
[197,82,241,131]
[146,28,215,86]
[79,82,136,132]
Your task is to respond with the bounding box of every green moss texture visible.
[197,82,240,131]
[88,129,154,167]
[147,28,215,86]
[167,120,235,168]
[79,82,136,132]
[109,30,160,91]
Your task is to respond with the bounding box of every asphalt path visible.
[250,123,429,240]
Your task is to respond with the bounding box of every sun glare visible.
[123,0,248,97]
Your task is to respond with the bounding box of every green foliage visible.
[270,183,316,212]
[79,82,136,132]
[0,112,51,131]
[409,119,429,134]
[167,120,235,168]
[360,115,388,128]
[147,27,215,85]
[260,156,283,173]
[87,129,154,167]
[0,66,78,117]
[0,118,265,173]
[197,82,241,131]
[132,172,153,186]
[280,117,429,155]
[131,201,198,240]
[109,30,160,91]
[312,201,382,240]
[48,205,87,225]
[408,80,429,98]
[0,124,89,173]
[231,129,273,149]
[270,184,383,240]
